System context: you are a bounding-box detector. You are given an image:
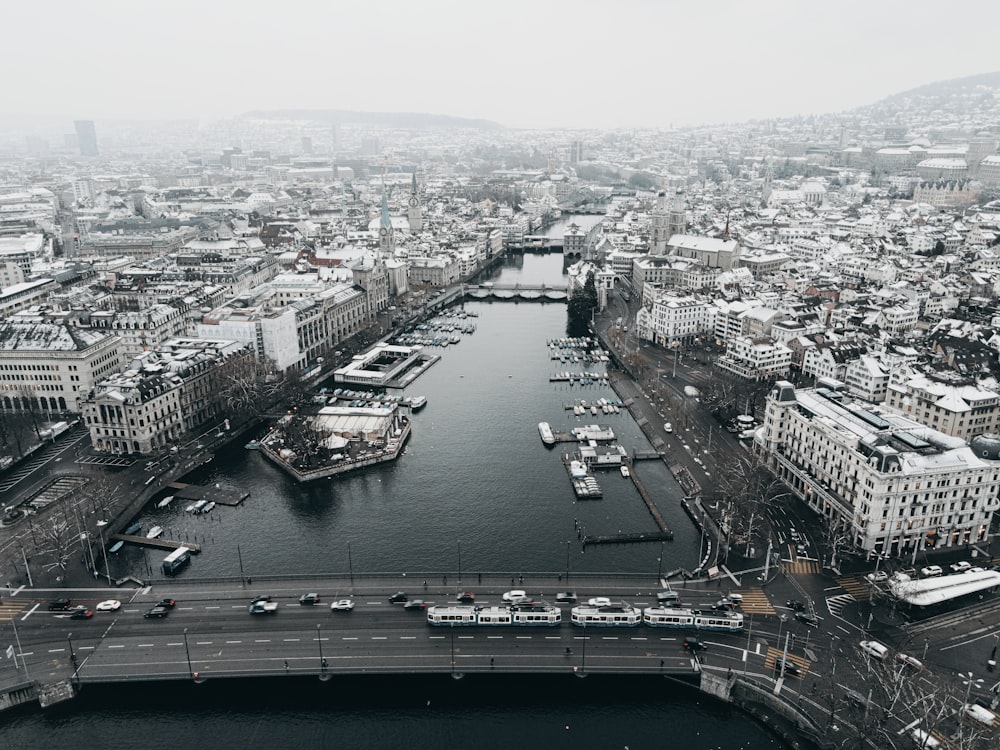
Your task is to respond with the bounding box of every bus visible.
[162,547,191,576]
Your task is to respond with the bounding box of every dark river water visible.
[5,220,783,748]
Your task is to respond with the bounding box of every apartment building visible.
[883,375,1000,442]
[759,381,1000,556]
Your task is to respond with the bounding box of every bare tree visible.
[36,518,77,580]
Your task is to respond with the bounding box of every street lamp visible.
[657,540,665,583]
[183,627,193,679]
[96,520,111,584]
[963,671,984,706]
[67,632,78,681]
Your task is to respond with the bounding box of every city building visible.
[883,375,1000,442]
[759,380,1000,556]
[74,120,99,157]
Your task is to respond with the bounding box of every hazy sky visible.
[5,0,999,129]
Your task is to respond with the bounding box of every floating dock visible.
[563,455,602,499]
[165,482,249,506]
[108,534,201,553]
[582,531,673,547]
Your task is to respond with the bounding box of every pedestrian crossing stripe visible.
[784,560,821,575]
[764,646,811,678]
[729,588,775,615]
[836,576,871,601]
[0,604,24,621]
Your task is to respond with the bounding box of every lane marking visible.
[372,636,387,640]
[400,636,416,640]
[283,638,300,642]
[515,636,532,640]
[138,643,155,647]
[196,641,213,645]
[48,648,65,653]
[254,640,270,643]
[109,644,124,649]
[167,642,183,646]
[342,637,358,641]
[225,640,242,644]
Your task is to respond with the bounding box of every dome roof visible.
[970,433,1000,461]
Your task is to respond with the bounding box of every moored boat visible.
[146,526,164,539]
[124,522,142,536]
[620,465,630,478]
[202,501,216,513]
[157,495,174,508]
[191,500,208,514]
[537,422,555,445]
[108,540,125,553]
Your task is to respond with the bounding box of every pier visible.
[108,533,201,553]
[627,463,673,537]
[581,530,674,547]
[165,482,249,507]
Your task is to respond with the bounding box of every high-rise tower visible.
[74,120,98,157]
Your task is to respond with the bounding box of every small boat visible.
[202,501,216,513]
[124,523,141,536]
[244,440,260,450]
[408,395,427,411]
[146,526,164,539]
[191,500,208,514]
[185,503,197,513]
[109,540,125,553]
[538,422,556,445]
[157,495,174,509]
[620,466,631,478]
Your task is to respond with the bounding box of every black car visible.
[70,608,94,620]
[250,595,272,604]
[388,592,408,603]
[457,592,476,604]
[795,611,819,628]
[157,598,176,609]
[555,591,578,603]
[774,657,801,676]
[48,598,72,611]
[403,599,427,610]
[144,606,170,619]
[711,600,734,611]
[298,593,321,605]
[786,599,806,612]
[682,636,707,652]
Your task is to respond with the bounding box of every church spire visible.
[378,184,395,255]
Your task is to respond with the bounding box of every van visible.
[726,593,743,604]
[656,591,680,604]
[859,640,889,661]
[910,728,941,749]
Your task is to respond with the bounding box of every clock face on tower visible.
[380,227,388,236]
[409,197,418,208]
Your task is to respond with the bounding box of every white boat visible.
[146,526,164,539]
[202,501,216,513]
[157,495,174,509]
[184,503,196,513]
[620,466,630,478]
[538,422,555,445]
[408,395,427,411]
[191,500,208,514]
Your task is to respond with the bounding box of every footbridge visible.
[464,284,568,302]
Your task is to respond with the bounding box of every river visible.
[3,238,783,749]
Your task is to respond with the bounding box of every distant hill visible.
[877,70,1000,104]
[241,108,503,131]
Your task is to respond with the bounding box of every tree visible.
[566,271,598,338]
[36,518,76,580]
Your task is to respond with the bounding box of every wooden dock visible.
[582,531,674,547]
[165,482,249,506]
[109,534,201,553]
[627,465,673,536]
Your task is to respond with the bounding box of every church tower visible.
[649,191,670,255]
[762,164,774,207]
[379,186,395,256]
[407,173,423,233]
[667,189,686,242]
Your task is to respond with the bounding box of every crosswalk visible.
[764,646,811,679]
[826,593,856,619]
[783,559,821,575]
[836,576,871,601]
[732,587,776,615]
[0,602,25,622]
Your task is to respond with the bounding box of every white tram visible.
[643,606,743,633]
[426,603,561,627]
[570,603,642,627]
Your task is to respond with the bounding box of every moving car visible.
[657,591,681,604]
[859,640,889,660]
[786,599,805,611]
[774,657,801,676]
[388,592,408,603]
[555,591,578,603]
[895,652,924,671]
[683,636,707,652]
[865,571,888,583]
[457,592,476,604]
[587,597,612,607]
[298,593,321,605]
[250,595,272,604]
[330,599,355,611]
[157,598,176,609]
[48,599,72,611]
[502,590,529,604]
[795,611,819,628]
[95,599,121,612]
[249,601,278,614]
[403,599,427,610]
[663,422,673,433]
[144,606,170,619]
[711,600,734,611]
[920,565,942,578]
[70,608,94,620]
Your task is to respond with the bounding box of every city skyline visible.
[4,0,1000,131]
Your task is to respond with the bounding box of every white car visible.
[95,599,121,612]
[330,599,355,611]
[866,571,888,583]
[501,590,528,604]
[920,565,943,578]
[587,597,612,607]
[663,422,673,433]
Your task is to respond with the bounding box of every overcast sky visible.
[4,0,999,129]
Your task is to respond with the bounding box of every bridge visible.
[464,284,568,302]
